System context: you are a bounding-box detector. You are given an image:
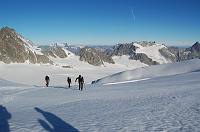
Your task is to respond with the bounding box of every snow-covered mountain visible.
[0,26,200,69]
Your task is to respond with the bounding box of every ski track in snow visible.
[1,71,200,131]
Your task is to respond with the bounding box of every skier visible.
[45,76,50,87]
[75,75,84,90]
[67,77,71,88]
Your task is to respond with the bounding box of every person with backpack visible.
[67,77,71,88]
[80,76,84,90]
[75,75,84,90]
[45,76,50,87]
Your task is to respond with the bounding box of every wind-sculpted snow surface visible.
[1,60,200,131]
[93,59,200,84]
[0,78,26,87]
[1,70,200,131]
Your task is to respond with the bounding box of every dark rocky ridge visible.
[39,46,68,58]
[111,43,137,56]
[79,47,114,66]
[130,53,159,65]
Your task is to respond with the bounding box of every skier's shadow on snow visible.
[35,107,79,132]
[33,85,79,91]
[52,86,81,91]
[52,86,71,90]
[0,105,11,132]
[53,85,80,91]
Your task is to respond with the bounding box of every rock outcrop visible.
[79,47,114,66]
[0,27,52,64]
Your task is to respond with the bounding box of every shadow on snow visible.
[0,105,11,132]
[35,107,79,132]
[33,85,81,91]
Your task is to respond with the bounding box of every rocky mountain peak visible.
[194,41,200,45]
[111,43,137,56]
[137,41,156,47]
[0,27,18,40]
[187,41,200,53]
[0,27,53,64]
[192,41,200,50]
[0,26,15,33]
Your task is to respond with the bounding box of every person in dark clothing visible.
[80,76,84,90]
[67,77,71,88]
[45,76,50,87]
[75,75,84,90]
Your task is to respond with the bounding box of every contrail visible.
[131,9,136,24]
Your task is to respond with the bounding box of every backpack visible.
[68,77,71,83]
[45,76,49,80]
[80,77,84,83]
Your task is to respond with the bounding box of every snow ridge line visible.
[103,78,150,85]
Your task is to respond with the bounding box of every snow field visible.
[1,59,200,131]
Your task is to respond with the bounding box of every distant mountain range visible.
[0,26,200,67]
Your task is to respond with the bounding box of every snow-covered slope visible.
[0,78,25,87]
[112,55,147,68]
[134,43,171,64]
[93,59,200,84]
[0,61,137,86]
[1,65,200,131]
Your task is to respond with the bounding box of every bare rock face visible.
[159,48,177,62]
[111,43,137,56]
[0,27,52,64]
[52,46,67,58]
[79,47,114,66]
[169,42,200,62]
[137,41,156,47]
[130,53,159,65]
[39,46,68,58]
[36,54,53,64]
[0,27,36,63]
[185,42,200,59]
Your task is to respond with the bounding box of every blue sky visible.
[0,0,199,46]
